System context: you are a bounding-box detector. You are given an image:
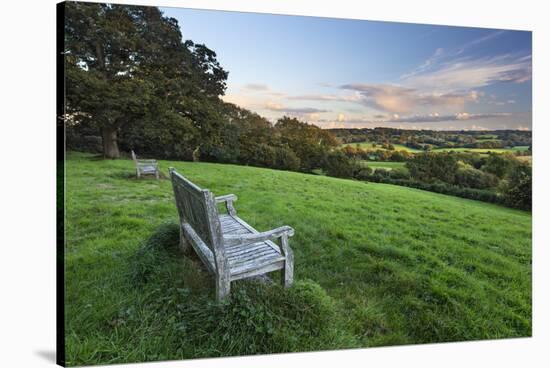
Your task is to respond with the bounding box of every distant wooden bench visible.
[169,168,295,301]
[131,150,159,179]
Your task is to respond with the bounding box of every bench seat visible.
[140,165,158,173]
[220,214,286,280]
[132,150,159,179]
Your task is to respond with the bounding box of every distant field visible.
[342,142,422,152]
[342,142,530,155]
[360,161,407,170]
[432,147,530,154]
[476,134,499,140]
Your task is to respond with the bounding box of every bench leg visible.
[155,169,159,180]
[281,249,294,288]
[179,226,191,253]
[136,169,140,179]
[216,275,231,302]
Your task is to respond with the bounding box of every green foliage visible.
[500,163,532,210]
[388,167,411,180]
[64,2,228,158]
[455,167,499,190]
[275,116,339,171]
[482,154,519,178]
[406,153,458,184]
[322,151,356,178]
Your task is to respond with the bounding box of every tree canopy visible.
[65,2,228,158]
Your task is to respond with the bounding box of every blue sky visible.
[161,6,532,130]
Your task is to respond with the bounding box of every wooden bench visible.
[168,168,295,301]
[131,150,159,179]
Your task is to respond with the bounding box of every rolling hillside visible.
[65,152,532,365]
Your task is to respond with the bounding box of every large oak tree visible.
[64,2,228,158]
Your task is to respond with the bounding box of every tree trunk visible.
[102,127,120,159]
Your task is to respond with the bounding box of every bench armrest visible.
[223,225,294,247]
[215,194,237,203]
[216,194,238,216]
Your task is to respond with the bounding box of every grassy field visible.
[342,141,529,155]
[432,146,530,153]
[360,161,407,170]
[65,152,531,366]
[342,142,422,152]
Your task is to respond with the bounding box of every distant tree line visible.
[332,127,532,151]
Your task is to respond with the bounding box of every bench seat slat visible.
[218,214,285,278]
[228,248,280,264]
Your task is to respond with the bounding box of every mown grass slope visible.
[65,152,531,365]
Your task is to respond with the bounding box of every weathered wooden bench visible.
[168,168,295,301]
[131,150,160,179]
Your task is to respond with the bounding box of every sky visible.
[161,6,532,131]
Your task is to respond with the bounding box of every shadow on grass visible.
[108,170,169,181]
[123,222,359,359]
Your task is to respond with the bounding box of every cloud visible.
[287,93,361,103]
[339,84,482,114]
[313,111,510,126]
[243,83,270,91]
[399,29,530,95]
[403,54,531,93]
[264,101,328,115]
[383,112,510,123]
[240,83,287,97]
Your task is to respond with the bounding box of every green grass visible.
[360,161,407,170]
[65,152,532,365]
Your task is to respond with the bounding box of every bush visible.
[354,166,373,180]
[481,153,518,179]
[455,167,499,189]
[407,153,458,184]
[389,167,411,180]
[322,151,355,178]
[273,146,301,171]
[500,163,532,211]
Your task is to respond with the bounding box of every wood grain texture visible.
[169,168,295,301]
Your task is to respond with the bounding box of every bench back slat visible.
[169,169,222,256]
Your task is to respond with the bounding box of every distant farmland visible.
[342,142,422,152]
[342,141,530,155]
[360,161,407,170]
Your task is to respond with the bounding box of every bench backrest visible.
[169,168,223,256]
